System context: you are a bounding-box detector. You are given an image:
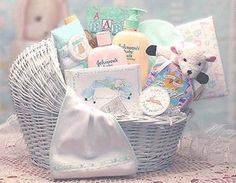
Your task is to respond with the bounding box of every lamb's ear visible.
[170,46,180,64]
[146,45,157,56]
[206,56,216,62]
[196,72,209,84]
[170,46,179,55]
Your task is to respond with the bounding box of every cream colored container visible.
[113,8,149,87]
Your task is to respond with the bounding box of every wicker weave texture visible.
[9,39,66,169]
[8,39,187,173]
[119,115,187,172]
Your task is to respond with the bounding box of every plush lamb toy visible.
[146,44,216,84]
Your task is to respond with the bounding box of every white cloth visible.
[49,87,137,180]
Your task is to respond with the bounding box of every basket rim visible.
[116,112,187,125]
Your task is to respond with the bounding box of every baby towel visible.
[50,86,137,180]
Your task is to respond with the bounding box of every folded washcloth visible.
[49,86,137,180]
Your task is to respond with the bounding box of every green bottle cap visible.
[126,8,147,30]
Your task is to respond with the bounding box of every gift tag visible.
[139,86,170,116]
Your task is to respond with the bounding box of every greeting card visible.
[64,65,141,110]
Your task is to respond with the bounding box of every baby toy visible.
[11,0,68,59]
[146,43,216,84]
[82,77,132,103]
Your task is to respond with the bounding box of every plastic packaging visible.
[113,8,149,87]
[88,31,127,67]
[52,15,91,72]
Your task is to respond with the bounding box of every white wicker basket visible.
[9,39,187,173]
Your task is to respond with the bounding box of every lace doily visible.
[0,115,236,183]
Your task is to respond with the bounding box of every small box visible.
[86,6,130,36]
[64,64,141,110]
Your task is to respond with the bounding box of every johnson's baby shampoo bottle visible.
[113,8,149,87]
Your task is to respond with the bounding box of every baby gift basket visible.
[9,39,188,173]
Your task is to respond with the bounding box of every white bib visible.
[49,87,137,180]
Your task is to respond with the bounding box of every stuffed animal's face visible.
[177,48,207,79]
[146,44,216,84]
[171,46,216,84]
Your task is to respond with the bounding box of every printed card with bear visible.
[64,65,141,110]
[177,16,228,99]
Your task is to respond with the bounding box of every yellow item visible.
[64,15,78,24]
[113,30,149,88]
[113,8,148,87]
